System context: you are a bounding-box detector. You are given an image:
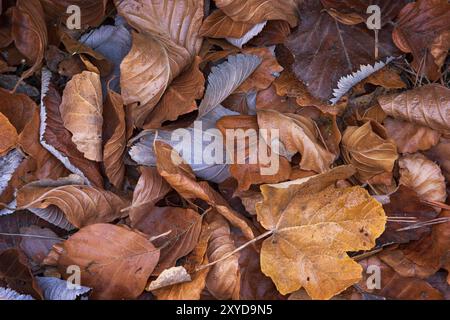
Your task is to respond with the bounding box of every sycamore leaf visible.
[40,71,104,188]
[399,153,447,206]
[128,167,171,226]
[392,0,450,80]
[384,118,441,154]
[214,0,299,27]
[342,121,398,182]
[198,54,261,118]
[0,112,18,156]
[378,84,450,136]
[60,71,103,162]
[16,181,129,228]
[36,277,91,300]
[256,166,387,299]
[11,0,47,81]
[44,223,160,300]
[285,0,401,101]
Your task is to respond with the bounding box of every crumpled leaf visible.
[103,89,127,189]
[398,153,447,207]
[216,115,292,191]
[425,137,450,182]
[257,109,335,173]
[378,84,450,137]
[342,121,398,181]
[214,0,299,27]
[392,0,450,80]
[128,167,171,226]
[256,166,387,299]
[36,276,91,300]
[226,21,267,49]
[60,71,103,162]
[40,71,104,188]
[384,118,441,154]
[116,0,204,127]
[16,180,129,228]
[205,212,240,300]
[146,266,191,291]
[143,56,205,129]
[285,0,401,101]
[0,88,37,134]
[44,223,160,300]
[134,206,202,274]
[0,112,18,156]
[154,141,256,240]
[11,0,47,81]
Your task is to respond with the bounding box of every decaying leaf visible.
[44,223,160,300]
[378,84,450,136]
[0,112,18,156]
[342,121,398,181]
[59,71,103,162]
[398,153,447,207]
[256,166,387,299]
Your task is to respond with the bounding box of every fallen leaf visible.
[425,137,450,182]
[378,84,450,136]
[0,287,34,300]
[205,212,240,300]
[154,140,256,240]
[200,9,254,39]
[103,89,127,189]
[16,181,129,228]
[214,0,299,27]
[146,266,191,291]
[0,248,43,299]
[342,121,398,181]
[11,0,47,82]
[384,118,441,154]
[36,276,91,300]
[134,206,202,274]
[399,153,447,207]
[143,56,205,129]
[0,112,18,156]
[256,166,386,299]
[257,109,335,173]
[19,225,60,267]
[60,71,103,162]
[44,223,160,300]
[128,167,172,226]
[285,0,401,101]
[40,72,104,188]
[392,0,450,80]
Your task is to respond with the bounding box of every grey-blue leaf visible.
[0,287,34,300]
[80,25,132,93]
[36,277,91,300]
[198,54,261,118]
[130,106,238,183]
[0,149,24,198]
[226,21,267,49]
